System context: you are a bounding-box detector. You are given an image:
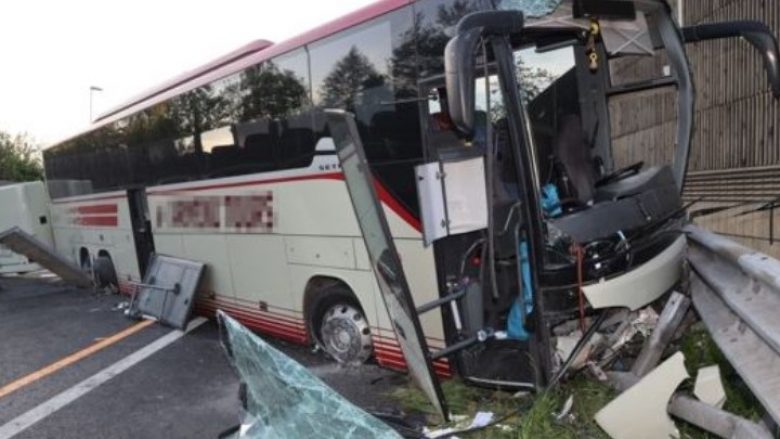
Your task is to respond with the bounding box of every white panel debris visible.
[595,352,689,439]
[694,365,727,409]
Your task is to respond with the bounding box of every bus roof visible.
[94,39,274,122]
[48,0,411,150]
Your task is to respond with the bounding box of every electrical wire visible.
[573,244,586,333]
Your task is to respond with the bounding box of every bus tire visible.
[93,255,118,288]
[80,249,92,273]
[310,285,373,364]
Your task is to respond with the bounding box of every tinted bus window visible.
[413,0,493,80]
[310,6,423,215]
[205,48,313,177]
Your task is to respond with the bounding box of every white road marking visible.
[0,317,208,438]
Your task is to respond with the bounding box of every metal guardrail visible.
[686,224,780,425]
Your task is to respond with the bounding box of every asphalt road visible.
[0,276,406,439]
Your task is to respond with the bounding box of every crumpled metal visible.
[496,0,564,17]
[217,311,401,439]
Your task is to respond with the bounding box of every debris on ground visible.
[468,411,495,429]
[391,299,770,439]
[693,365,726,409]
[217,311,401,439]
[125,254,205,330]
[595,352,689,439]
[111,301,130,312]
[553,395,574,422]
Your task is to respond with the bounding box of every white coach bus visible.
[42,0,780,390]
[0,181,53,274]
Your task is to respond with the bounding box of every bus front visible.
[415,0,780,387]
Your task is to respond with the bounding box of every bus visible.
[42,0,779,400]
[0,181,53,274]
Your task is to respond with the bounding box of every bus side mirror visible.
[683,21,780,98]
[444,11,525,136]
[444,28,482,136]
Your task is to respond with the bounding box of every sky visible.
[0,0,375,146]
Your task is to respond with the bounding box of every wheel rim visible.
[319,303,372,364]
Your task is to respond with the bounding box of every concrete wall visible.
[610,0,780,257]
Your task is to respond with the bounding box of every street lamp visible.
[89,86,103,122]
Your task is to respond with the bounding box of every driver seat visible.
[553,114,597,204]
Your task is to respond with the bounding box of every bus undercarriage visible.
[329,0,780,419]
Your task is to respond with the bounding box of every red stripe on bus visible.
[74,216,118,227]
[198,301,307,332]
[146,172,345,195]
[373,178,422,232]
[72,204,118,215]
[51,194,127,204]
[196,298,452,377]
[374,349,452,377]
[214,294,304,315]
[200,299,304,326]
[196,303,308,344]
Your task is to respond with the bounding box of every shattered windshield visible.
[496,0,564,18]
[218,311,401,439]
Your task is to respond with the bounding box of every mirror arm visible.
[683,21,780,98]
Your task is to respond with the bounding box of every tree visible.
[0,132,43,182]
[237,62,308,121]
[517,58,557,101]
[321,47,386,110]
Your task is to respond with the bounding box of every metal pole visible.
[632,291,691,377]
[89,86,103,122]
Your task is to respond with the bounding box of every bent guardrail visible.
[686,224,780,425]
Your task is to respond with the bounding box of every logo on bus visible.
[155,193,274,232]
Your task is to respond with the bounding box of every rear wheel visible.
[311,286,373,364]
[80,250,92,273]
[93,255,118,288]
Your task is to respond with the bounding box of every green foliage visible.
[389,377,615,438]
[678,325,764,438]
[519,378,614,439]
[238,62,308,120]
[0,131,43,182]
[320,47,386,109]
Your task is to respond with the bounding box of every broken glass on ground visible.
[217,311,402,439]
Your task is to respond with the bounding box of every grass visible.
[518,378,614,439]
[676,324,765,438]
[387,326,766,438]
[389,377,615,438]
[390,379,527,437]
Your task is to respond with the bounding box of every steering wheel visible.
[596,161,644,187]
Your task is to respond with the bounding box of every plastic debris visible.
[595,352,689,439]
[468,412,494,429]
[554,395,575,422]
[217,311,401,439]
[694,365,727,409]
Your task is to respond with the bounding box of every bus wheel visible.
[80,250,92,273]
[313,288,373,364]
[93,255,118,288]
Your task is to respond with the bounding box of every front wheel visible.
[312,288,373,364]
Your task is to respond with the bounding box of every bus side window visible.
[309,6,423,214]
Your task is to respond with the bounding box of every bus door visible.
[127,188,155,276]
[418,73,542,390]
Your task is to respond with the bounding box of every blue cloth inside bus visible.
[507,241,534,340]
[507,184,561,340]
